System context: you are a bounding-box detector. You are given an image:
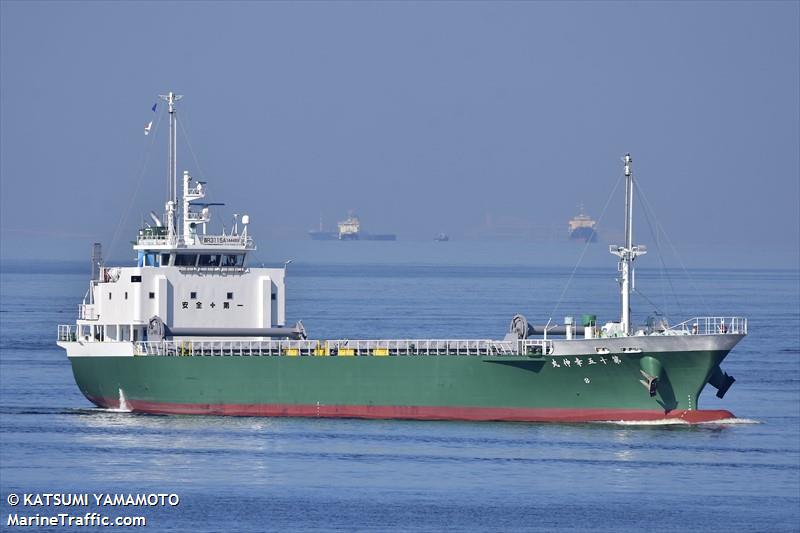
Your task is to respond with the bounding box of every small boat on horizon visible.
[568,206,598,243]
[309,212,397,241]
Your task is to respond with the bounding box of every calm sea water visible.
[1,247,798,532]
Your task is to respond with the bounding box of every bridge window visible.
[161,254,171,266]
[221,254,244,267]
[198,255,220,267]
[174,254,197,267]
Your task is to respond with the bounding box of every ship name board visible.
[199,236,245,245]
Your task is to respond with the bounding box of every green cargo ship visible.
[57,94,745,423]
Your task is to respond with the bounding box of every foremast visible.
[610,153,646,335]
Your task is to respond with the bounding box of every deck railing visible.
[132,338,553,358]
[178,265,249,275]
[668,317,747,335]
[58,324,77,341]
[136,236,179,246]
[78,304,99,320]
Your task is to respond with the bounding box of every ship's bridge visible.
[133,170,255,268]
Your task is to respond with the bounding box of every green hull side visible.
[69,350,728,413]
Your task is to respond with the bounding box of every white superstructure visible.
[65,92,302,353]
[337,213,360,240]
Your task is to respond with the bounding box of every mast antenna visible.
[158,91,183,237]
[609,153,646,335]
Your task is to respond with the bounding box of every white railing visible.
[178,265,249,274]
[133,338,553,358]
[58,324,77,341]
[135,234,253,248]
[668,317,748,335]
[78,304,98,320]
[136,236,179,246]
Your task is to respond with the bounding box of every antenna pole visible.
[158,91,183,238]
[610,153,646,335]
[621,154,633,334]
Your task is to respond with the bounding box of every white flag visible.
[144,121,153,135]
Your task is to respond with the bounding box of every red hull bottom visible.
[90,396,735,424]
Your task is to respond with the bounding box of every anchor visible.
[708,366,736,399]
[639,369,659,397]
[638,355,662,397]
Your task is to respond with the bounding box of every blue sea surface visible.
[1,247,798,532]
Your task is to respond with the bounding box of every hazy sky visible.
[1,1,798,262]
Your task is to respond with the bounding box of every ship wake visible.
[595,417,760,426]
[103,388,132,413]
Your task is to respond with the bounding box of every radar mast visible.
[610,153,646,335]
[158,91,183,239]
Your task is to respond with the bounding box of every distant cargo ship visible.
[568,207,598,243]
[309,212,396,241]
